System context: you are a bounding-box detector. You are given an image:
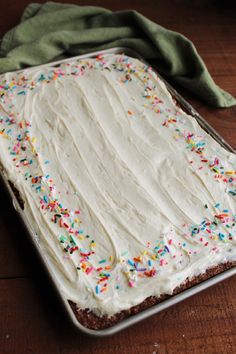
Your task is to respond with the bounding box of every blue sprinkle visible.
[218,233,225,240]
[165,245,170,253]
[43,195,49,203]
[128,259,134,266]
[95,285,100,294]
[148,260,153,267]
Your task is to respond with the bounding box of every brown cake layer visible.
[8,180,25,210]
[0,165,25,210]
[69,261,236,330]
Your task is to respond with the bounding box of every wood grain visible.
[0,1,236,353]
[1,277,236,354]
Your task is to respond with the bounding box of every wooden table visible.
[0,1,236,353]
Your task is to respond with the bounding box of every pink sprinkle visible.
[85,267,94,275]
[160,259,165,266]
[128,280,135,287]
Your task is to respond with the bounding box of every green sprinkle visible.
[98,259,106,264]
[69,235,76,246]
[59,235,67,243]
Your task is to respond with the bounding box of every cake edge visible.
[68,261,236,330]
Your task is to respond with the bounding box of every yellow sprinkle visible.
[151,254,157,260]
[78,235,84,240]
[142,250,147,255]
[109,255,113,262]
[225,171,236,175]
[31,137,36,144]
[0,132,10,139]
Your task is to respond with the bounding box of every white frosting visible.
[0,54,235,317]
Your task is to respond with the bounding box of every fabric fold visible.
[0,1,235,107]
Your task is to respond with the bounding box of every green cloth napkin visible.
[0,1,235,107]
